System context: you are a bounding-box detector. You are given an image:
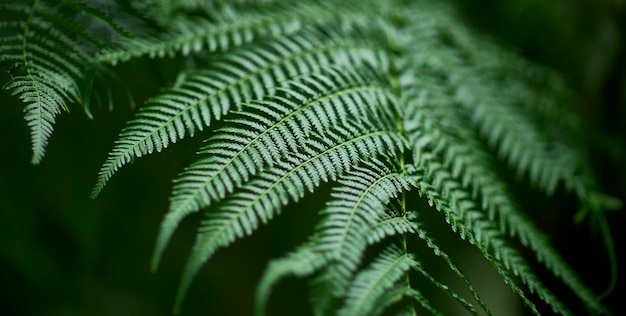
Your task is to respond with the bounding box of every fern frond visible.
[256,161,490,315]
[410,172,543,315]
[310,158,411,303]
[398,0,594,200]
[254,242,330,316]
[442,140,604,313]
[255,158,412,316]
[174,120,405,312]
[149,64,392,270]
[92,26,386,197]
[366,203,492,315]
[337,244,418,316]
[1,0,144,163]
[1,2,88,164]
[94,0,343,65]
[410,150,572,315]
[401,36,607,315]
[166,63,390,212]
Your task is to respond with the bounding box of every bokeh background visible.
[1,0,625,315]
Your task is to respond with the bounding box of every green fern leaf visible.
[337,244,418,316]
[309,159,411,310]
[94,1,343,66]
[151,64,392,270]
[364,203,491,315]
[255,158,412,316]
[174,122,405,313]
[410,173,543,315]
[410,151,572,315]
[256,161,489,315]
[402,55,607,314]
[92,26,386,197]
[1,2,88,164]
[1,0,144,163]
[398,0,593,200]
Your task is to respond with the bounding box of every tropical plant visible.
[1,0,621,315]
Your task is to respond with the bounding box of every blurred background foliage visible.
[0,0,624,315]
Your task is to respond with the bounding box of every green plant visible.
[1,0,621,315]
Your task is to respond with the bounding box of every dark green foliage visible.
[1,0,621,315]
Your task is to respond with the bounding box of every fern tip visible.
[30,154,43,165]
[90,188,101,199]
